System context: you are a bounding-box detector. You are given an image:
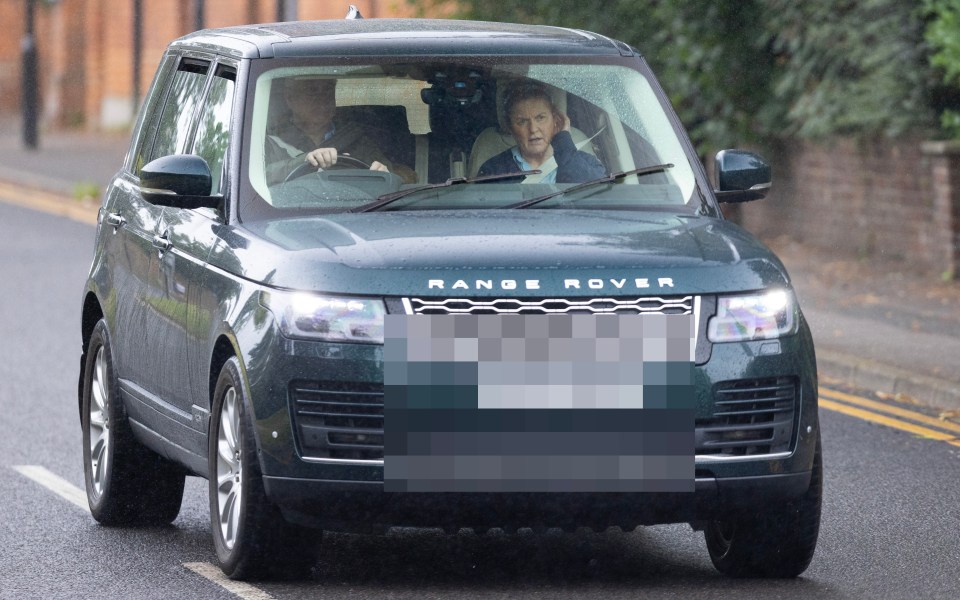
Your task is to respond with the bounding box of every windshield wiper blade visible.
[503,163,674,210]
[350,170,541,213]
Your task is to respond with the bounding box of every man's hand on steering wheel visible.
[304,147,389,172]
[283,152,389,184]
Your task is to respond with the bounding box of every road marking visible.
[183,562,275,600]
[8,471,275,600]
[820,399,960,448]
[12,465,88,511]
[820,387,960,435]
[0,180,98,225]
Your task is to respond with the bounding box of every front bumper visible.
[262,470,812,531]
[245,317,819,530]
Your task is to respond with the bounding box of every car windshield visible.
[240,57,699,220]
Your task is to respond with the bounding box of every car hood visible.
[214,210,791,296]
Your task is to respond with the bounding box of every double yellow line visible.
[0,180,98,225]
[819,387,960,448]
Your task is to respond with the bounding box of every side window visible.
[191,65,236,195]
[150,58,211,163]
[129,55,176,175]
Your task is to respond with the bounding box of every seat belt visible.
[268,134,302,158]
[521,156,558,184]
[522,127,605,184]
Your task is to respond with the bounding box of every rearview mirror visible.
[140,154,222,210]
[714,150,771,203]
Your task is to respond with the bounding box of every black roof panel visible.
[172,18,632,59]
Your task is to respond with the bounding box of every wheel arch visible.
[81,292,104,351]
[209,334,240,410]
[78,292,105,419]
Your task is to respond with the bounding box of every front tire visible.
[81,319,185,525]
[208,357,320,580]
[705,433,823,578]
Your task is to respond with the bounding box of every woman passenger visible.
[477,81,605,183]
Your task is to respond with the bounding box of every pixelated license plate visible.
[383,314,695,492]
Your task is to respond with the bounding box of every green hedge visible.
[926,0,960,138]
[416,0,949,150]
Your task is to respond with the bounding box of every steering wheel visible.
[283,154,373,184]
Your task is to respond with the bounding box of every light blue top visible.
[511,146,557,183]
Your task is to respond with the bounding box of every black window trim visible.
[125,51,177,176]
[189,57,239,211]
[135,51,240,215]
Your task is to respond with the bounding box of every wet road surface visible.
[1,201,958,599]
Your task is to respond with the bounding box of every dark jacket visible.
[265,120,392,183]
[476,130,605,183]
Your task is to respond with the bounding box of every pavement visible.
[1,121,958,411]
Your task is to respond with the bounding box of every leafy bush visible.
[767,0,934,139]
[925,0,960,138]
[415,0,942,149]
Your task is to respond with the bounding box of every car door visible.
[101,54,175,390]
[157,60,238,448]
[128,55,213,419]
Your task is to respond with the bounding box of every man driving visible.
[266,77,392,183]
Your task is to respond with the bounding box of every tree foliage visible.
[766,0,933,139]
[414,0,942,150]
[925,0,960,137]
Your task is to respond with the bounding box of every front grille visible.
[405,296,695,315]
[290,380,384,460]
[696,377,797,456]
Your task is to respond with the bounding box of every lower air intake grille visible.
[289,380,384,460]
[696,377,797,456]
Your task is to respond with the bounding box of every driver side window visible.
[191,64,236,195]
[149,58,211,165]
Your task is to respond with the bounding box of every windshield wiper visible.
[350,170,541,213]
[502,163,674,210]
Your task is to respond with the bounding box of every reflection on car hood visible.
[218,210,791,296]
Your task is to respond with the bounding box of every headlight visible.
[261,290,385,343]
[707,289,798,343]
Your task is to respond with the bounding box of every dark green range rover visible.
[78,14,821,581]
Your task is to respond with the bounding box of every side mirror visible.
[140,154,222,210]
[714,150,771,203]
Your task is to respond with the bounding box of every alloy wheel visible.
[216,387,243,550]
[88,346,111,497]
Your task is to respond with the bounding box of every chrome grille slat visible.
[702,438,775,449]
[717,386,793,399]
[297,400,384,410]
[715,397,793,407]
[296,389,383,400]
[700,417,794,433]
[710,407,792,418]
[406,295,695,315]
[324,427,383,436]
[298,411,383,421]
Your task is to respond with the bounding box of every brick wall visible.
[0,1,23,114]
[0,0,418,130]
[735,138,959,277]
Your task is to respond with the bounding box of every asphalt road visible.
[1,201,958,599]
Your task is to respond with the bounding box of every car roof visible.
[170,18,636,60]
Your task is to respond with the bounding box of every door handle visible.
[152,233,172,255]
[105,212,125,231]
